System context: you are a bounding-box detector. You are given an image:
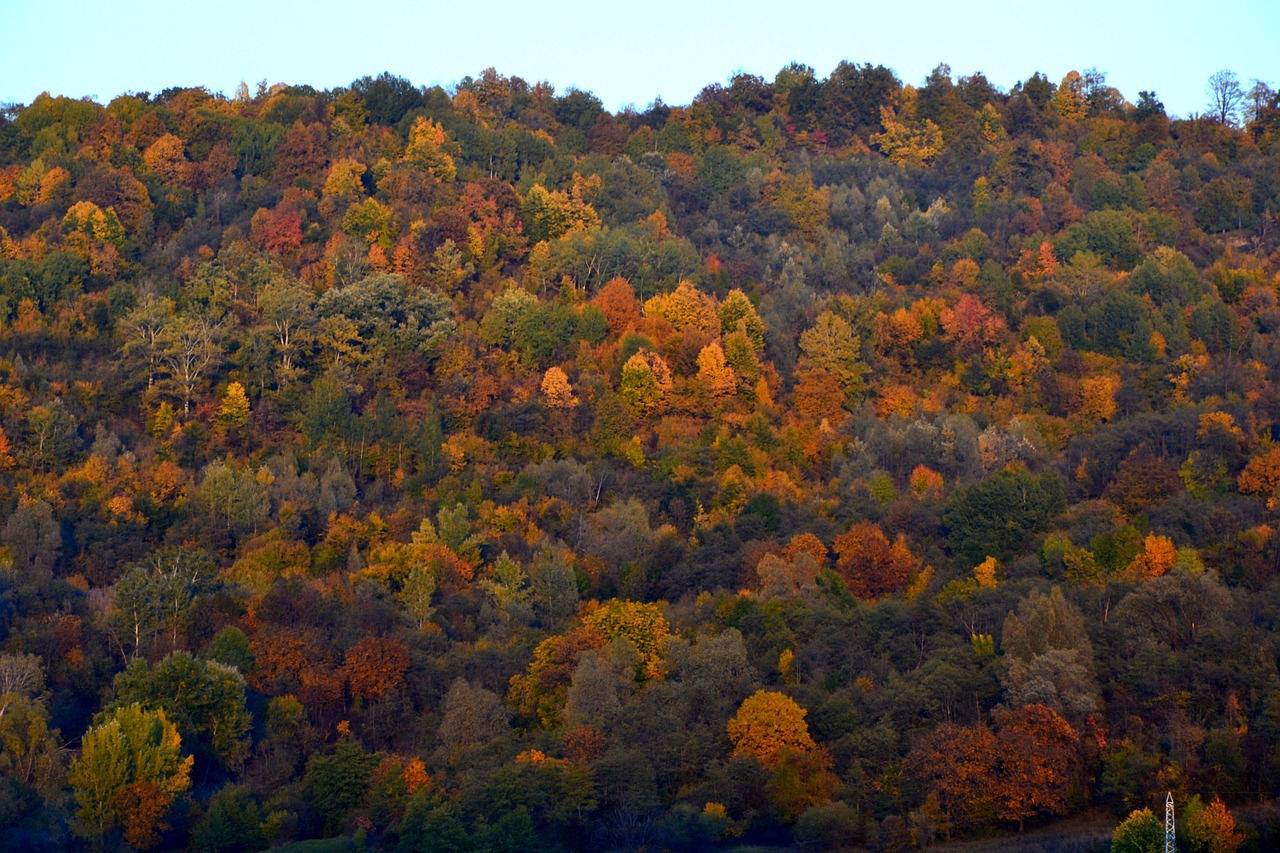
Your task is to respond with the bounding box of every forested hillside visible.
[0,63,1279,851]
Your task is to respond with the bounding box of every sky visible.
[2,1,1277,119]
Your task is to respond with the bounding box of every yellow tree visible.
[910,464,944,499]
[402,117,457,182]
[541,366,579,409]
[1053,71,1088,120]
[69,704,193,848]
[1077,373,1120,425]
[323,158,368,202]
[798,311,868,395]
[728,690,836,819]
[216,382,251,432]
[872,89,944,167]
[727,690,817,769]
[644,279,720,339]
[582,599,671,680]
[695,342,736,398]
[520,175,601,243]
[143,133,188,184]
[1125,533,1178,580]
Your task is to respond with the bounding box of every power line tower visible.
[1165,791,1176,853]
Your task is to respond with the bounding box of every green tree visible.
[107,548,214,662]
[302,739,380,835]
[191,459,271,541]
[528,543,579,626]
[256,279,316,377]
[25,400,80,470]
[944,468,1066,563]
[398,564,437,630]
[191,783,265,852]
[315,273,455,359]
[1000,588,1099,722]
[110,652,252,774]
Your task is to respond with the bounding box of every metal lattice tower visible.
[1165,791,1176,853]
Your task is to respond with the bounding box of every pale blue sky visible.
[3,1,1276,119]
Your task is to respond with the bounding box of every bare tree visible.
[1244,79,1276,127]
[0,653,44,717]
[1207,69,1245,126]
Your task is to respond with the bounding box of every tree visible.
[944,468,1065,564]
[1134,90,1166,121]
[191,459,271,541]
[991,704,1079,830]
[402,117,456,182]
[1243,79,1276,127]
[798,311,866,393]
[257,279,316,376]
[107,547,214,662]
[315,272,455,359]
[438,679,509,748]
[480,551,533,625]
[528,543,579,626]
[0,653,44,718]
[906,721,997,835]
[643,278,718,338]
[110,652,252,773]
[302,739,380,835]
[593,276,641,336]
[69,704,193,848]
[1182,795,1244,853]
[582,599,671,681]
[541,366,579,409]
[2,498,61,583]
[398,564,437,630]
[1054,71,1088,120]
[161,311,223,417]
[25,399,80,470]
[832,521,919,600]
[191,783,264,852]
[342,635,410,701]
[1207,70,1244,126]
[872,104,944,167]
[520,176,601,244]
[1238,444,1280,508]
[323,158,367,202]
[1125,533,1178,580]
[119,293,174,390]
[215,382,250,433]
[1001,588,1099,722]
[618,350,672,416]
[727,690,817,769]
[0,692,64,806]
[719,288,766,350]
[695,342,736,398]
[1112,807,1163,853]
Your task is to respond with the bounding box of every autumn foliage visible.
[0,58,1275,852]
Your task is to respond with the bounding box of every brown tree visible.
[832,521,919,599]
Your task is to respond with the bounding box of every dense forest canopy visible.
[0,61,1278,851]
